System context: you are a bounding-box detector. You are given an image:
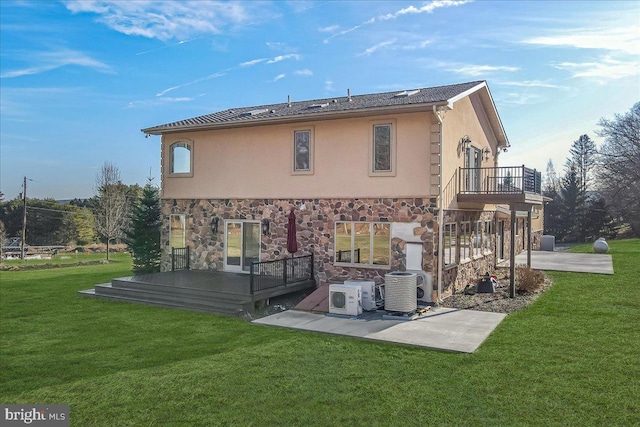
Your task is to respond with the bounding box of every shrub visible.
[515,265,545,293]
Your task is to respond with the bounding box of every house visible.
[142,80,543,301]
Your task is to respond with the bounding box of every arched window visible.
[170,141,192,175]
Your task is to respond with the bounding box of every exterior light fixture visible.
[483,147,491,161]
[460,135,471,151]
[262,219,270,236]
[210,217,219,234]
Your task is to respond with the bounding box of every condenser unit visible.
[343,281,377,311]
[329,284,362,316]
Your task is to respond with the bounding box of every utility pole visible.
[21,176,27,260]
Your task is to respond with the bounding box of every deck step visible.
[79,286,244,315]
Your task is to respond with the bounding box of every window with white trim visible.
[170,141,192,176]
[444,223,457,266]
[484,220,493,253]
[292,128,314,174]
[370,121,396,176]
[460,221,471,261]
[473,221,483,257]
[335,221,390,266]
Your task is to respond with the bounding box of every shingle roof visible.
[142,80,485,134]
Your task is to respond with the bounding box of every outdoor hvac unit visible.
[329,284,362,316]
[415,271,433,303]
[343,280,377,311]
[384,272,417,313]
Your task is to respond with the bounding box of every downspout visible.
[433,105,444,304]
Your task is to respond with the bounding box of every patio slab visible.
[511,251,614,274]
[253,308,506,353]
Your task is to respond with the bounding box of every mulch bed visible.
[442,269,554,314]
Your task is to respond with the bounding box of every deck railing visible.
[171,247,190,271]
[250,254,314,294]
[459,166,542,195]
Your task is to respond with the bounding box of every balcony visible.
[455,165,543,206]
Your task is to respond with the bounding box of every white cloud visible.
[272,73,286,82]
[554,56,639,83]
[294,69,313,76]
[319,25,339,33]
[497,92,544,106]
[379,0,473,20]
[240,58,267,67]
[127,97,193,108]
[266,54,301,64]
[523,26,639,55]
[439,62,519,77]
[325,80,334,91]
[156,70,228,96]
[64,0,250,41]
[497,80,566,89]
[0,49,113,78]
[360,40,395,56]
[323,18,375,44]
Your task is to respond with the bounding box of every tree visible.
[124,178,161,274]
[558,165,580,241]
[596,102,640,236]
[94,162,129,261]
[543,160,562,237]
[568,134,597,195]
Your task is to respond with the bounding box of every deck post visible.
[171,247,175,271]
[527,210,532,268]
[510,208,516,298]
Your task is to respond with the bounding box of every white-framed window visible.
[473,221,483,257]
[460,221,471,262]
[292,128,314,174]
[169,141,193,176]
[369,120,396,176]
[484,219,493,253]
[444,223,457,266]
[334,221,391,267]
[170,214,186,248]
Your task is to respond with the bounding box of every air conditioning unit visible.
[343,280,377,311]
[329,284,362,316]
[415,271,433,303]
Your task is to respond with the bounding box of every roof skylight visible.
[394,89,420,98]
[307,103,329,109]
[240,108,269,117]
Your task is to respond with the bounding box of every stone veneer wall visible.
[161,197,438,286]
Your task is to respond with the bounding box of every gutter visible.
[433,105,445,304]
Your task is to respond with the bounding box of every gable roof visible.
[142,80,508,147]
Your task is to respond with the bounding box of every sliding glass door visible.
[224,221,260,273]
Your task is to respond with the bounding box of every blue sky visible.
[1,0,638,199]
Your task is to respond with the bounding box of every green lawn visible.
[1,240,639,426]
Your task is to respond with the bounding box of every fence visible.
[171,247,190,271]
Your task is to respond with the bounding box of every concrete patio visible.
[510,250,614,274]
[253,308,506,353]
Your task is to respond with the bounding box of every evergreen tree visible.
[125,178,161,274]
[558,165,580,241]
[543,160,562,236]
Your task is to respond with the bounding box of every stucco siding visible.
[161,112,434,200]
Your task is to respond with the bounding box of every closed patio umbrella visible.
[287,209,298,255]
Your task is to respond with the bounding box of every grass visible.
[1,240,639,426]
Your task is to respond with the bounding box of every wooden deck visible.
[79,270,315,316]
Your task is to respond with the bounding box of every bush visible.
[515,265,545,293]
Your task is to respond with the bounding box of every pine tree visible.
[125,178,161,274]
[558,165,580,241]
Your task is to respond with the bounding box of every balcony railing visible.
[458,166,541,195]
